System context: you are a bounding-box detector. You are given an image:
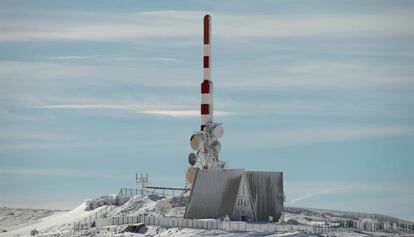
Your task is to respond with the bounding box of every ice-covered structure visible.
[184,169,284,222]
[183,15,285,223]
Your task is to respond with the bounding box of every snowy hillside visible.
[0,194,413,237]
[0,207,66,233]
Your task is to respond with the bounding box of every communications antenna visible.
[136,173,148,196]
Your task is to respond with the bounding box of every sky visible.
[0,0,413,221]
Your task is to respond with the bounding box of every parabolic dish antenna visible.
[188,152,197,166]
[186,167,198,184]
[212,124,224,138]
[190,133,204,150]
[211,140,221,153]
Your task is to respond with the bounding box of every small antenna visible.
[136,172,148,196]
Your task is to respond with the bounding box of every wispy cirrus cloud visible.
[1,60,413,91]
[232,125,414,147]
[0,9,413,42]
[32,104,234,118]
[286,181,414,207]
[24,94,234,118]
[43,56,100,60]
[0,167,130,180]
[139,110,233,117]
[289,189,342,205]
[42,56,182,63]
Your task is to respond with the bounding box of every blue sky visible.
[0,0,413,220]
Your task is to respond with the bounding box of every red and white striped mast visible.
[187,15,226,172]
[201,14,213,131]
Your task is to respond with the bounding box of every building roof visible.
[184,169,244,219]
[184,169,284,222]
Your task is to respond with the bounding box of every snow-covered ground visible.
[0,207,66,233]
[1,194,413,237]
[0,202,112,236]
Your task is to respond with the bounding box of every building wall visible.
[232,174,254,221]
[185,169,284,222]
[245,171,284,222]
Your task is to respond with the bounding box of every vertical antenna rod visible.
[200,15,213,131]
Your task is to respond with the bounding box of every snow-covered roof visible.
[184,169,284,222]
[184,169,244,219]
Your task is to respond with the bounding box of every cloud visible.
[235,125,414,147]
[286,182,354,205]
[0,167,130,180]
[149,57,182,62]
[1,60,413,92]
[218,60,414,90]
[140,110,233,117]
[43,56,100,60]
[289,189,340,205]
[285,181,414,215]
[0,61,198,92]
[0,128,186,151]
[31,104,234,118]
[42,56,182,63]
[0,9,413,42]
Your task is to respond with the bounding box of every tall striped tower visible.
[200,15,213,131]
[187,14,226,173]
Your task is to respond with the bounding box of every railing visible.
[286,207,414,233]
[72,191,414,233]
[287,206,414,225]
[118,188,140,197]
[94,214,414,234]
[312,220,414,233]
[95,214,313,233]
[73,205,115,231]
[145,186,190,197]
[118,187,185,198]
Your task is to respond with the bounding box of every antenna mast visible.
[136,173,148,196]
[187,15,227,172]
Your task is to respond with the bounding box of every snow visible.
[1,194,413,236]
[109,195,158,217]
[0,203,106,236]
[0,207,65,232]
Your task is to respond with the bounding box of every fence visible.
[95,215,313,233]
[73,195,414,234]
[73,205,115,231]
[94,214,414,234]
[118,187,185,198]
[118,188,140,197]
[145,186,190,197]
[287,207,414,233]
[312,220,414,233]
[287,206,413,225]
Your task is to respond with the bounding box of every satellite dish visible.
[211,140,221,153]
[186,167,198,184]
[190,133,204,150]
[188,152,197,166]
[212,124,224,138]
